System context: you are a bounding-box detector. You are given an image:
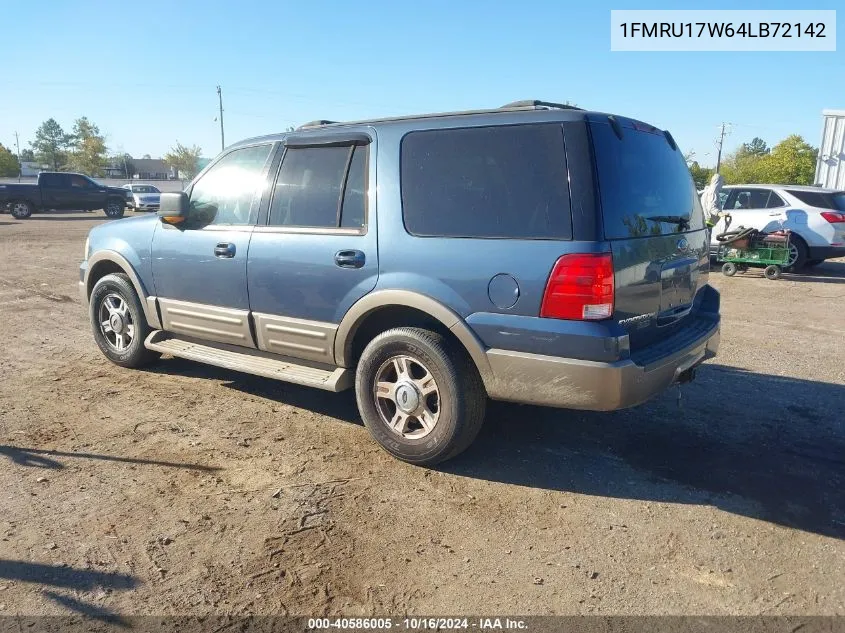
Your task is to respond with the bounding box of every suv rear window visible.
[590,121,704,239]
[401,124,572,239]
[787,189,845,211]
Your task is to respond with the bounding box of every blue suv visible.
[80,100,720,465]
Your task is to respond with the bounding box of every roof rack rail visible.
[297,119,337,130]
[500,100,582,111]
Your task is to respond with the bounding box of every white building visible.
[20,161,44,177]
[815,109,845,190]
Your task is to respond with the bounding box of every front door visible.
[247,139,378,364]
[150,143,275,347]
[69,174,103,210]
[712,188,785,245]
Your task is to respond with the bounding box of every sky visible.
[2,0,842,166]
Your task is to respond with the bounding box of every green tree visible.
[164,143,203,180]
[0,143,21,177]
[67,117,108,176]
[19,148,35,162]
[31,118,71,170]
[721,134,818,185]
[742,137,770,157]
[111,153,135,179]
[761,135,818,185]
[688,161,714,190]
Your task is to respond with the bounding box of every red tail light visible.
[541,253,614,320]
[821,211,845,224]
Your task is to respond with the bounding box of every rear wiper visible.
[646,215,690,230]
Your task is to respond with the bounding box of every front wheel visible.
[721,262,737,277]
[104,199,125,219]
[10,200,34,219]
[355,327,487,466]
[90,273,160,368]
[764,265,782,280]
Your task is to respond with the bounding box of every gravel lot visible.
[0,211,843,618]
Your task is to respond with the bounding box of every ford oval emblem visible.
[677,238,689,251]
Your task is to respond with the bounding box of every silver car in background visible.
[122,184,161,212]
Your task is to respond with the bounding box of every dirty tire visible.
[355,327,486,466]
[784,235,807,272]
[10,200,34,219]
[764,265,782,281]
[721,262,737,277]
[90,273,160,368]
[104,198,125,219]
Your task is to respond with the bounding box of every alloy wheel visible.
[373,354,440,439]
[98,293,135,352]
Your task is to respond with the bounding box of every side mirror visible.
[158,192,190,224]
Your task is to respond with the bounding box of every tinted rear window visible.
[590,121,704,239]
[401,124,572,239]
[787,189,845,211]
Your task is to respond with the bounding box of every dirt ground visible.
[0,211,843,619]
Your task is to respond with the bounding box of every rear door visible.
[40,173,75,209]
[246,134,377,364]
[589,118,709,352]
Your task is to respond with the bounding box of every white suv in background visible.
[711,185,845,269]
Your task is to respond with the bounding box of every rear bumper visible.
[485,318,719,411]
[807,245,845,260]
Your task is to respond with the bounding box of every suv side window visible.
[728,189,771,210]
[787,190,830,208]
[401,124,571,239]
[766,191,785,208]
[188,144,272,226]
[268,145,367,229]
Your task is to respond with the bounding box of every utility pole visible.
[14,131,21,182]
[715,122,730,174]
[217,85,225,151]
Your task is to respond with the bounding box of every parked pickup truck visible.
[1,172,128,219]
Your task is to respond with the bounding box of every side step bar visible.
[144,331,352,392]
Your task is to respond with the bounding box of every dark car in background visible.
[0,172,127,219]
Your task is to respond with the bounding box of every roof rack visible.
[500,99,582,111]
[297,119,337,130]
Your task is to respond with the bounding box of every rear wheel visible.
[90,273,160,368]
[104,198,125,219]
[784,235,808,271]
[355,327,486,466]
[10,200,33,219]
[721,262,737,277]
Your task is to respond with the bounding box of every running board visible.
[144,331,352,392]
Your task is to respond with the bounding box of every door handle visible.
[334,249,365,269]
[214,243,236,258]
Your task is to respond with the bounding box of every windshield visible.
[591,121,704,239]
[133,185,160,193]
